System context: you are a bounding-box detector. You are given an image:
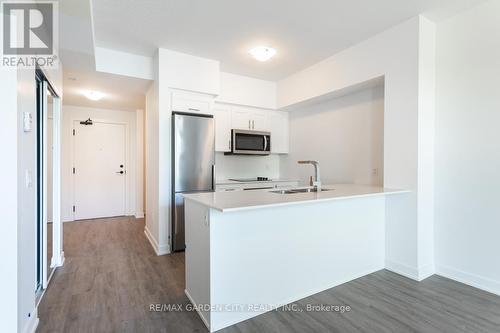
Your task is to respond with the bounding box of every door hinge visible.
[72,205,76,212]
[72,129,75,136]
[72,167,75,174]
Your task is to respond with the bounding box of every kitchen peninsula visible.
[183,184,408,332]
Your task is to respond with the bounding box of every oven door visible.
[232,130,271,155]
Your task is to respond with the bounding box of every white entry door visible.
[74,121,126,220]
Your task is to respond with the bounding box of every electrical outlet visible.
[372,168,379,177]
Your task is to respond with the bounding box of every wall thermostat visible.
[23,112,32,132]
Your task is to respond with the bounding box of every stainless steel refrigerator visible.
[172,112,215,251]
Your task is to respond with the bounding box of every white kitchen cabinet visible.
[231,108,252,130]
[214,107,232,152]
[269,110,289,154]
[215,181,299,192]
[273,181,298,189]
[171,90,213,114]
[213,103,289,154]
[215,184,242,192]
[251,110,268,131]
[231,106,268,131]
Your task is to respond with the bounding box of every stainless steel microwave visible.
[225,129,271,155]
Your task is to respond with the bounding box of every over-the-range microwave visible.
[225,129,271,155]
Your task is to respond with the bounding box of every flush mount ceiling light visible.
[82,90,105,101]
[249,46,276,62]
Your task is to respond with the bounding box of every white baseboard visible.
[386,260,420,281]
[135,212,145,219]
[417,263,435,281]
[437,264,500,296]
[22,308,39,333]
[144,226,170,256]
[185,289,211,331]
[51,251,65,267]
[386,260,436,282]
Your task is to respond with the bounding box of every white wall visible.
[0,67,19,333]
[1,58,63,331]
[280,85,384,186]
[144,77,167,254]
[61,105,142,221]
[215,153,281,180]
[277,16,436,280]
[159,48,220,95]
[217,72,276,109]
[434,0,500,295]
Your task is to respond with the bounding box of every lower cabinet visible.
[215,181,299,192]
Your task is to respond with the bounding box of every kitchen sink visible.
[270,188,333,194]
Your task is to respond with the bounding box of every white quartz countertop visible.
[183,184,409,212]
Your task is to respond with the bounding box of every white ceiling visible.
[59,0,149,111]
[91,0,487,81]
[61,51,150,111]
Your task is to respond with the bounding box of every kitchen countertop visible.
[216,178,299,185]
[183,184,409,212]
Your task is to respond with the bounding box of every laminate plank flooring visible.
[38,217,500,333]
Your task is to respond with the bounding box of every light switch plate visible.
[25,170,33,188]
[23,112,32,132]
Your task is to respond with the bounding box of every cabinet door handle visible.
[189,108,200,112]
[252,120,255,129]
[248,120,251,129]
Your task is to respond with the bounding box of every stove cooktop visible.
[228,177,271,182]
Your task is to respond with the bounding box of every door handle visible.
[116,171,125,174]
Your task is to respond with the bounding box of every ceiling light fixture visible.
[82,90,105,101]
[249,46,276,62]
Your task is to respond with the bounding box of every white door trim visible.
[37,69,64,293]
[71,119,130,220]
[41,81,48,289]
[51,96,64,268]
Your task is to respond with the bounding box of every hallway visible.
[37,217,204,332]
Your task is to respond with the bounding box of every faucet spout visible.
[297,160,321,190]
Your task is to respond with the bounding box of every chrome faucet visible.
[298,160,321,191]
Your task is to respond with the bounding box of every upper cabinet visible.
[252,110,268,131]
[231,106,268,131]
[171,90,213,114]
[213,106,232,152]
[231,108,253,130]
[213,103,289,154]
[268,111,289,154]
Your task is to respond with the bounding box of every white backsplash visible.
[215,153,281,180]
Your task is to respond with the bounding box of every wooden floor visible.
[38,217,500,333]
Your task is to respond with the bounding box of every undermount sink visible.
[271,188,333,194]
